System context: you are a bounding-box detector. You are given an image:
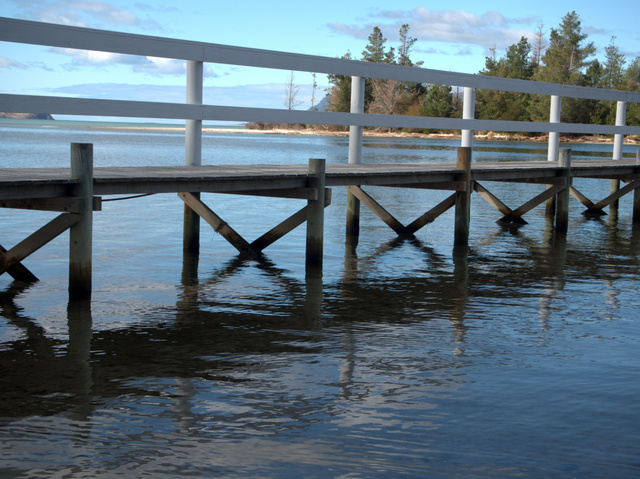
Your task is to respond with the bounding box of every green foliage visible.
[325,11,640,131]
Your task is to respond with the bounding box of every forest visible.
[324,11,640,136]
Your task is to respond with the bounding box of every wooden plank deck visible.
[1,160,639,200]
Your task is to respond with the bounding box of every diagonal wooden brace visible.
[178,192,260,257]
[581,179,640,214]
[474,181,563,225]
[0,213,80,279]
[346,185,408,236]
[347,185,457,237]
[251,189,332,252]
[0,244,38,283]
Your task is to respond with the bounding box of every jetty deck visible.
[2,159,639,200]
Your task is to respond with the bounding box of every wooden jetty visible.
[2,17,640,298]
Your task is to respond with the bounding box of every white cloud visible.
[329,7,537,53]
[9,0,162,30]
[51,48,218,77]
[0,56,28,69]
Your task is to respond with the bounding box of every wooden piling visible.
[306,158,326,271]
[454,147,472,246]
[346,76,365,245]
[555,149,571,232]
[69,143,93,299]
[634,148,640,222]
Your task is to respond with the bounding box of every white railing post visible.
[461,87,475,148]
[548,95,561,162]
[346,76,365,243]
[610,101,627,214]
[613,101,627,160]
[348,76,365,165]
[186,60,203,167]
[184,60,203,253]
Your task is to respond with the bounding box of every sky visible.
[1,0,640,121]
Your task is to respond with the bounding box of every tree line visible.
[325,11,640,135]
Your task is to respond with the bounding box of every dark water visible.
[1,125,639,478]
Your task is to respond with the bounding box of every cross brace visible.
[474,181,564,224]
[571,180,640,215]
[346,185,456,237]
[0,213,81,282]
[179,190,332,257]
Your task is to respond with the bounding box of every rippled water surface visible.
[1,125,639,478]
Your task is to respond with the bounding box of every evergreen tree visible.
[603,37,626,89]
[421,84,454,119]
[476,38,533,123]
[529,11,596,125]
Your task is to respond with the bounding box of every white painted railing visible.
[2,16,640,165]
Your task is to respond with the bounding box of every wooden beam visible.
[474,182,513,217]
[0,243,38,283]
[306,159,326,270]
[346,185,408,236]
[591,180,639,210]
[555,149,571,232]
[454,147,472,246]
[252,189,331,252]
[0,213,80,276]
[218,188,317,200]
[386,181,466,191]
[512,184,562,220]
[178,192,260,257]
[570,186,596,209]
[405,194,456,234]
[0,197,102,212]
[69,143,94,299]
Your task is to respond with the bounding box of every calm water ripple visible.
[1,125,639,477]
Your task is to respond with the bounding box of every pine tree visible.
[529,11,596,125]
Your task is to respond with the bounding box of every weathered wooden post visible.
[184,60,203,253]
[555,148,571,232]
[454,147,472,246]
[346,76,365,244]
[634,148,640,222]
[307,158,326,271]
[610,101,627,215]
[69,143,93,299]
[546,95,562,217]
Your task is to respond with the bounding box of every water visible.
[1,124,639,478]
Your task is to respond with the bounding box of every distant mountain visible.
[309,95,330,112]
[0,112,54,120]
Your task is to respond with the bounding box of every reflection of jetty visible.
[1,17,640,298]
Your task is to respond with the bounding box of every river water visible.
[1,124,639,478]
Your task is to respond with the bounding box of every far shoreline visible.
[1,118,638,145]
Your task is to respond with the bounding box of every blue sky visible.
[2,0,640,119]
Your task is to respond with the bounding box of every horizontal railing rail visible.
[1,15,640,166]
[1,93,638,136]
[3,17,640,103]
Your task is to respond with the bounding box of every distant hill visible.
[0,112,54,120]
[310,95,330,112]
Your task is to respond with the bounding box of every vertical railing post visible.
[454,147,472,246]
[611,101,627,215]
[461,87,475,148]
[346,76,365,244]
[307,158,326,272]
[184,60,204,253]
[69,143,93,299]
[547,95,562,162]
[546,95,562,217]
[634,148,640,222]
[556,148,571,232]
